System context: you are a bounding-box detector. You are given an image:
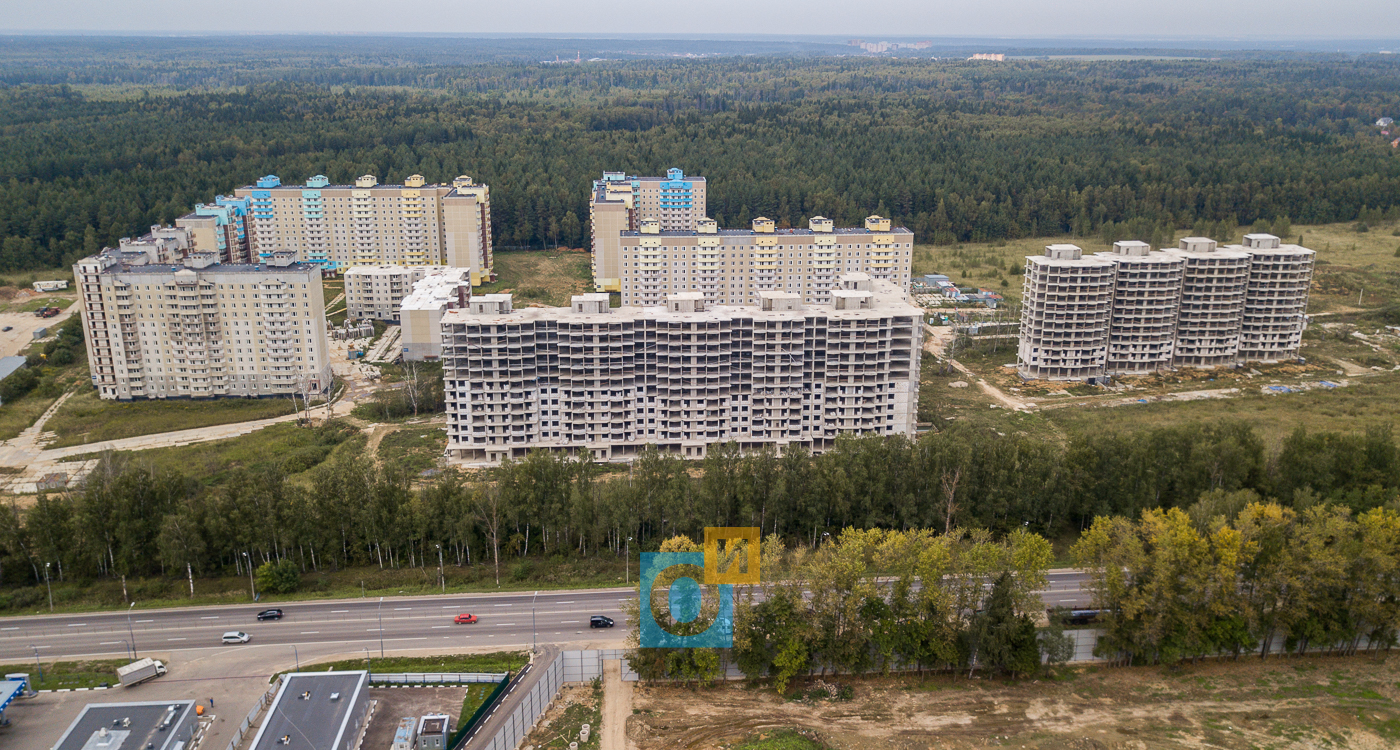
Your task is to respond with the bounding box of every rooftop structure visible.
[1017,234,1314,380]
[52,701,198,750]
[249,671,370,750]
[73,249,331,400]
[233,174,493,282]
[400,268,471,361]
[442,273,922,467]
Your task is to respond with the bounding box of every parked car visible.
[454,613,478,624]
[1,326,11,332]
[221,631,251,644]
[589,615,614,629]
[256,609,284,621]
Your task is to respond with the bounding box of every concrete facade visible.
[1017,235,1314,380]
[590,168,707,291]
[401,268,471,361]
[74,249,331,400]
[344,265,437,322]
[442,273,922,467]
[234,174,493,283]
[615,215,914,308]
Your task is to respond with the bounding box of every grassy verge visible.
[734,729,833,750]
[0,659,128,691]
[476,249,592,307]
[0,556,631,617]
[299,651,527,676]
[0,390,59,441]
[44,389,300,447]
[378,426,447,473]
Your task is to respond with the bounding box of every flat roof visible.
[97,262,318,276]
[52,701,197,750]
[0,356,27,383]
[250,671,369,750]
[622,227,911,238]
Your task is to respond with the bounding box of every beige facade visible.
[590,169,707,291]
[1017,234,1315,380]
[235,174,493,283]
[344,265,438,322]
[441,274,922,467]
[75,249,330,401]
[400,269,471,361]
[615,216,913,308]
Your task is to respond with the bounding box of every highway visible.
[0,571,1093,663]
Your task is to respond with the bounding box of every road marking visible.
[495,624,517,627]
[67,623,86,627]
[367,628,382,632]
[431,626,451,629]
[300,631,320,635]
[34,645,49,649]
[442,606,458,609]
[2,627,18,631]
[100,641,123,645]
[331,610,349,613]
[561,621,580,624]
[393,608,412,611]
[493,604,511,607]
[200,616,219,620]
[168,638,186,641]
[557,601,574,604]
[135,619,153,623]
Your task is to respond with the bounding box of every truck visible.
[116,658,167,687]
[40,306,60,318]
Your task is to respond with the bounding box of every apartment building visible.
[441,273,923,467]
[344,265,438,322]
[1017,234,1314,380]
[590,168,707,291]
[74,249,330,401]
[115,225,195,265]
[400,269,471,361]
[176,196,252,264]
[613,215,913,309]
[233,174,493,283]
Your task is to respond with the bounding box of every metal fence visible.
[372,672,508,685]
[476,655,563,750]
[223,676,283,750]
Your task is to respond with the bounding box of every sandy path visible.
[601,659,633,750]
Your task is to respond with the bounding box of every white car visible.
[222,631,251,644]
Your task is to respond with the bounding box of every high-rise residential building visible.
[400,269,470,361]
[74,249,330,401]
[613,215,913,308]
[234,174,493,283]
[343,265,439,322]
[590,168,707,291]
[115,225,195,265]
[176,195,251,264]
[440,273,922,467]
[1016,234,1314,380]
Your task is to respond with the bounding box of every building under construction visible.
[441,273,923,466]
[1017,234,1314,380]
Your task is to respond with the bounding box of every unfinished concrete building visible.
[1164,237,1252,368]
[1236,233,1314,362]
[1017,244,1115,380]
[1017,234,1314,380]
[1094,240,1184,374]
[441,273,922,466]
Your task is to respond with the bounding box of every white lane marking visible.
[168,638,186,641]
[557,601,575,604]
[66,624,86,627]
[135,619,153,623]
[34,645,50,649]
[200,616,219,620]
[367,628,382,632]
[442,606,458,609]
[493,604,511,607]
[331,610,349,613]
[394,608,411,611]
[1,627,17,631]
[100,641,123,645]
[495,623,517,627]
[431,626,451,629]
[561,621,580,624]
[300,631,320,635]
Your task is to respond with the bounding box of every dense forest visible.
[1,417,1396,599]
[3,54,1400,271]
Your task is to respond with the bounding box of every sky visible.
[4,0,1398,40]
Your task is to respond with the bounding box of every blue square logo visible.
[639,552,734,648]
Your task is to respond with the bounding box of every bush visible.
[0,367,38,403]
[255,559,301,595]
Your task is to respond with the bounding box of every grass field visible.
[378,425,447,473]
[476,248,592,307]
[44,389,300,447]
[0,391,59,441]
[298,651,527,677]
[733,730,832,750]
[912,219,1400,312]
[0,658,128,691]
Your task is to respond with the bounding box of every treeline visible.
[4,55,1400,271]
[2,420,1398,597]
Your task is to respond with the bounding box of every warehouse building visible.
[250,671,370,750]
[52,701,198,750]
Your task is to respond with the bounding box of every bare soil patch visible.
[628,655,1400,750]
[362,686,467,746]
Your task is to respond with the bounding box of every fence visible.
[474,655,562,750]
[372,672,508,685]
[223,676,283,750]
[448,673,513,749]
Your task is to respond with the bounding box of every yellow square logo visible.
[704,527,760,584]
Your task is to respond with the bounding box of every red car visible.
[454,613,478,624]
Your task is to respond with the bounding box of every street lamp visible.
[363,647,372,677]
[30,645,43,686]
[243,552,256,601]
[291,645,300,672]
[531,590,539,652]
[377,597,384,658]
[127,602,138,658]
[44,563,52,612]
[436,544,444,594]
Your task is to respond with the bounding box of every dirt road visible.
[601,660,633,750]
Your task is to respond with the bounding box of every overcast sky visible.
[4,0,1397,39]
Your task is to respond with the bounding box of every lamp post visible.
[127,602,138,658]
[437,544,444,594]
[30,645,43,686]
[292,645,300,672]
[44,563,52,612]
[364,647,372,677]
[377,597,384,658]
[243,552,256,601]
[531,590,539,653]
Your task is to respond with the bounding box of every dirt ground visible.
[526,683,602,750]
[627,655,1400,750]
[0,299,77,359]
[362,686,466,746]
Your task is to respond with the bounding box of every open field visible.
[0,658,128,691]
[0,296,74,314]
[476,248,592,307]
[378,425,448,474]
[628,655,1400,750]
[43,388,301,448]
[297,651,526,676]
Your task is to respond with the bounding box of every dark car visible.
[256,608,284,621]
[589,615,614,628]
[1,326,11,332]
